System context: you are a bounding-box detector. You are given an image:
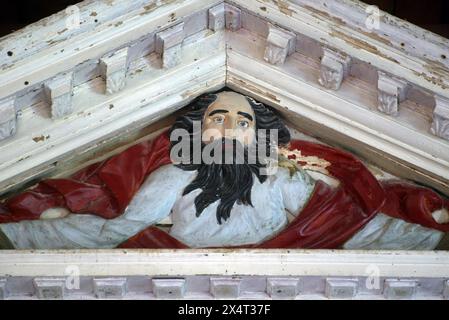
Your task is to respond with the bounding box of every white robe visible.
[0,164,444,249]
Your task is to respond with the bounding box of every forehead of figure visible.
[204,92,255,123]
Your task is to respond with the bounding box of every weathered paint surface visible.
[0,2,448,291]
[231,0,449,96]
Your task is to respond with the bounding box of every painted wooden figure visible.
[0,91,448,250]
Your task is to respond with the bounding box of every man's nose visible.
[223,127,238,140]
[224,118,235,131]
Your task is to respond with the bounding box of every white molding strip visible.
[0,0,448,294]
[1,274,447,299]
[0,249,448,278]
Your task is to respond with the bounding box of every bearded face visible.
[170,91,291,224]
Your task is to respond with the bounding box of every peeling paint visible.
[32,135,49,143]
[1,63,15,71]
[264,0,296,17]
[46,40,59,46]
[303,5,347,26]
[357,29,393,47]
[329,29,399,64]
[410,59,449,90]
[414,71,448,90]
[423,58,449,77]
[330,29,380,55]
[143,3,158,12]
[140,0,178,16]
[17,155,31,163]
[231,78,281,103]
[181,88,204,99]
[382,55,399,64]
[205,29,214,37]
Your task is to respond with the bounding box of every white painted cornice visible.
[0,0,449,294]
[1,249,449,278]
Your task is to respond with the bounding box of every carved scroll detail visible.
[224,4,241,31]
[208,3,225,31]
[377,71,409,116]
[378,91,398,115]
[319,62,344,91]
[431,115,449,140]
[318,48,351,91]
[43,72,74,119]
[263,24,296,65]
[100,47,129,95]
[155,22,185,68]
[430,96,449,141]
[0,97,16,141]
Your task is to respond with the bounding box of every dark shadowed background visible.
[0,0,448,38]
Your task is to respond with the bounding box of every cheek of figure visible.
[201,92,256,147]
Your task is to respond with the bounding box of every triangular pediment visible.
[2,1,449,297]
[0,0,448,196]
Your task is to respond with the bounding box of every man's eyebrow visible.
[237,111,253,121]
[208,109,229,117]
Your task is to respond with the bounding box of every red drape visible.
[1,131,448,249]
[0,132,171,223]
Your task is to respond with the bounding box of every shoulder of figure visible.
[147,163,195,183]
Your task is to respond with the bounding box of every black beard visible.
[176,138,268,224]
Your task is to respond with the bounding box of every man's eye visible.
[213,117,224,124]
[238,120,249,128]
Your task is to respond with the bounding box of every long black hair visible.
[169,91,291,224]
